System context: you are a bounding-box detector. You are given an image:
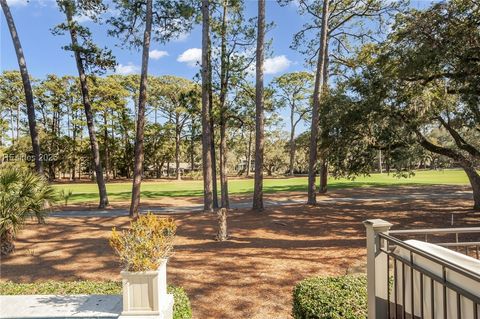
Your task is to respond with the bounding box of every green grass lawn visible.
[52,169,469,205]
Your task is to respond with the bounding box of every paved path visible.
[51,192,473,217]
[0,295,121,318]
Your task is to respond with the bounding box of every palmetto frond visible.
[0,165,57,248]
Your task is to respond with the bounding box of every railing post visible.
[364,219,393,319]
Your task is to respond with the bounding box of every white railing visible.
[364,219,480,319]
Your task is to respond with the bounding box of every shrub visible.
[60,189,73,206]
[0,165,56,255]
[109,213,176,271]
[169,286,193,319]
[0,281,192,319]
[292,275,367,319]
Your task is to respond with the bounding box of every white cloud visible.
[149,50,169,60]
[264,55,292,75]
[6,0,28,6]
[177,48,202,67]
[73,14,92,23]
[115,63,140,75]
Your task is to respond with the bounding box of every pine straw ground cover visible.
[1,186,478,318]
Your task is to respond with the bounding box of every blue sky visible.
[1,0,308,82]
[1,0,433,133]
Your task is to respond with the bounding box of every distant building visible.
[162,162,199,176]
[235,159,254,174]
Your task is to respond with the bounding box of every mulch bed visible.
[1,186,479,319]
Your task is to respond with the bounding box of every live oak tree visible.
[315,83,415,180]
[55,0,115,208]
[380,0,480,210]
[263,129,289,176]
[271,72,314,176]
[1,1,43,174]
[108,0,195,217]
[333,0,480,210]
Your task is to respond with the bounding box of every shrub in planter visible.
[0,165,56,256]
[292,275,367,319]
[110,213,178,317]
[110,214,176,272]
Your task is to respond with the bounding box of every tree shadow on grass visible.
[68,181,447,204]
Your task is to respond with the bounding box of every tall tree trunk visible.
[190,122,195,176]
[129,0,152,218]
[378,149,383,173]
[175,116,181,181]
[289,105,296,176]
[253,0,265,211]
[216,207,228,241]
[318,40,330,194]
[15,106,19,142]
[9,108,14,146]
[386,146,391,175]
[219,0,230,208]
[67,105,71,138]
[1,0,42,174]
[104,113,110,181]
[122,114,130,179]
[110,110,115,179]
[72,114,77,180]
[319,159,328,193]
[208,38,219,209]
[219,122,229,206]
[246,129,252,177]
[201,0,214,212]
[211,109,219,207]
[463,165,480,211]
[307,0,329,205]
[49,112,57,180]
[79,128,83,180]
[64,3,108,208]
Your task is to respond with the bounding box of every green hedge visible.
[292,275,367,319]
[0,281,192,319]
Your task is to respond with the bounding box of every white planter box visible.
[120,259,173,318]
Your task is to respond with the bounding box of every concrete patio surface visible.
[0,295,121,318]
